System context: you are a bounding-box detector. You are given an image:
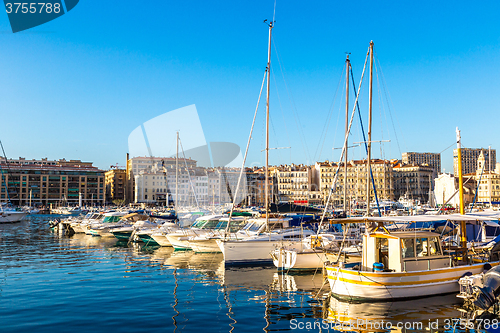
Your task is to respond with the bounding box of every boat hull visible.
[112,231,133,241]
[0,211,27,223]
[86,229,116,237]
[326,261,500,301]
[217,239,301,266]
[70,223,86,233]
[272,248,354,271]
[136,233,159,245]
[189,239,221,253]
[150,234,172,247]
[167,234,192,250]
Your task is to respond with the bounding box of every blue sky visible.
[0,1,499,173]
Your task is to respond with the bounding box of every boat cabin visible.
[362,231,451,272]
[236,217,293,236]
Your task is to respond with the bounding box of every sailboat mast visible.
[366,41,374,217]
[265,21,273,231]
[456,127,467,248]
[176,131,179,208]
[344,55,350,214]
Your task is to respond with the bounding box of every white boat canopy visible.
[329,213,500,225]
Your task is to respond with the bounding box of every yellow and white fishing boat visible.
[326,127,500,301]
[325,223,500,301]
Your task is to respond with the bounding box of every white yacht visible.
[216,216,315,266]
[271,230,362,271]
[85,211,131,237]
[151,214,226,249]
[187,216,248,253]
[0,207,27,223]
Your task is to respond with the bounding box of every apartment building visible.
[473,152,500,205]
[402,152,441,174]
[0,159,104,206]
[105,168,126,203]
[134,164,208,206]
[126,155,197,203]
[315,159,393,207]
[275,164,320,205]
[453,148,496,176]
[392,163,434,203]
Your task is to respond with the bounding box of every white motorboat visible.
[187,216,248,253]
[271,232,361,271]
[0,208,27,223]
[86,211,131,237]
[70,211,105,233]
[216,216,316,266]
[152,214,226,249]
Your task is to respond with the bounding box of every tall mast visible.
[489,145,492,207]
[176,131,179,208]
[456,127,467,248]
[265,21,273,231]
[366,41,374,217]
[344,55,350,214]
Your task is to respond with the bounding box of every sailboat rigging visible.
[324,42,500,301]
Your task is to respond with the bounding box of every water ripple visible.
[0,215,474,333]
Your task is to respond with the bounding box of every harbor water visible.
[0,215,488,332]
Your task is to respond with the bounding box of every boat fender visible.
[484,263,493,272]
[461,271,473,278]
[373,262,384,272]
[474,265,500,310]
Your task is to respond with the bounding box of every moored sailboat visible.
[325,55,500,300]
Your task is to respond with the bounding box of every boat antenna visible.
[272,0,276,23]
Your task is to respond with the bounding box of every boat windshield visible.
[402,236,443,258]
[215,221,228,229]
[269,222,285,231]
[191,220,207,228]
[228,221,246,232]
[202,220,220,229]
[102,216,122,223]
[242,221,262,232]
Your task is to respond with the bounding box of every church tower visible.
[477,151,485,176]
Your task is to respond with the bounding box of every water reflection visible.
[325,294,464,332]
[0,215,488,333]
[66,232,121,249]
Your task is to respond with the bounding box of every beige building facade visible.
[126,155,197,203]
[0,160,104,206]
[315,159,394,207]
[392,163,434,203]
[275,164,320,205]
[473,152,500,205]
[105,169,126,203]
[402,152,441,174]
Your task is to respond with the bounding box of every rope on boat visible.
[224,69,267,237]
[318,44,370,228]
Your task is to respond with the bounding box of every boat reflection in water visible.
[64,231,121,249]
[271,271,328,294]
[163,250,224,273]
[324,294,463,332]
